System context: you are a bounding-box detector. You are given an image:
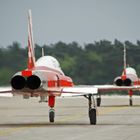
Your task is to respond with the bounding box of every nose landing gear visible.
[48,96,55,123]
[49,108,55,122]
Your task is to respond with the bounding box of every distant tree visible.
[0,40,140,87]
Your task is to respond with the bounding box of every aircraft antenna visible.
[42,47,44,57]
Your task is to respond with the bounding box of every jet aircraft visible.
[1,10,140,125]
[114,46,140,106]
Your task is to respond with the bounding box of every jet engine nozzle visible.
[27,75,41,90]
[123,78,132,86]
[115,78,123,86]
[11,75,26,90]
[114,77,132,86]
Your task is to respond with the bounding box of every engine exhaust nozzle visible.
[11,75,26,90]
[115,78,123,86]
[123,78,132,86]
[27,75,41,90]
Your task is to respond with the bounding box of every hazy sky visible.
[0,0,140,47]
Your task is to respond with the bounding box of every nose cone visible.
[11,75,26,90]
[27,75,41,90]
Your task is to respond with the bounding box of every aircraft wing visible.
[0,85,140,97]
[0,87,13,97]
[93,85,140,92]
[47,85,140,97]
[48,84,140,96]
[0,86,98,97]
[48,87,98,96]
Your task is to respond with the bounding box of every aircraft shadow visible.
[0,122,140,127]
[0,122,91,128]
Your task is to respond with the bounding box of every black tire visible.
[89,108,96,125]
[49,109,55,123]
[130,99,133,106]
[97,97,101,107]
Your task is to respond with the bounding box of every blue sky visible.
[0,0,140,47]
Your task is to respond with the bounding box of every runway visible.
[0,96,140,140]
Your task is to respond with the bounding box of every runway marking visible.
[98,106,129,115]
[0,127,30,137]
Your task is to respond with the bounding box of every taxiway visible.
[0,96,140,140]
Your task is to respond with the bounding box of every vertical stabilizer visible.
[123,45,126,75]
[27,9,36,69]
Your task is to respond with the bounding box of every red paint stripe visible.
[121,75,126,80]
[22,70,32,77]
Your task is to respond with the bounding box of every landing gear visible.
[87,94,97,125]
[48,96,55,123]
[129,98,133,106]
[129,90,133,106]
[96,94,101,107]
[89,108,96,125]
[49,108,55,122]
[39,94,48,103]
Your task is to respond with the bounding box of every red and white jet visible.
[4,10,99,124]
[114,46,140,106]
[1,10,140,125]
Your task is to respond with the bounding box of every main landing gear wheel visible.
[129,90,133,106]
[129,98,133,106]
[49,109,55,123]
[97,97,101,107]
[87,94,97,125]
[89,108,96,125]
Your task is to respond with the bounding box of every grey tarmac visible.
[0,96,140,140]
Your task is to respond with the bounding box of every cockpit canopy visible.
[36,56,64,74]
[125,67,137,76]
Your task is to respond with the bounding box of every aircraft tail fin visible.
[123,45,126,75]
[27,9,36,69]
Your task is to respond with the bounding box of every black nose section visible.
[11,75,26,90]
[27,75,41,90]
[115,79,123,86]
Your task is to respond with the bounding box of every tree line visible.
[1,39,140,87]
